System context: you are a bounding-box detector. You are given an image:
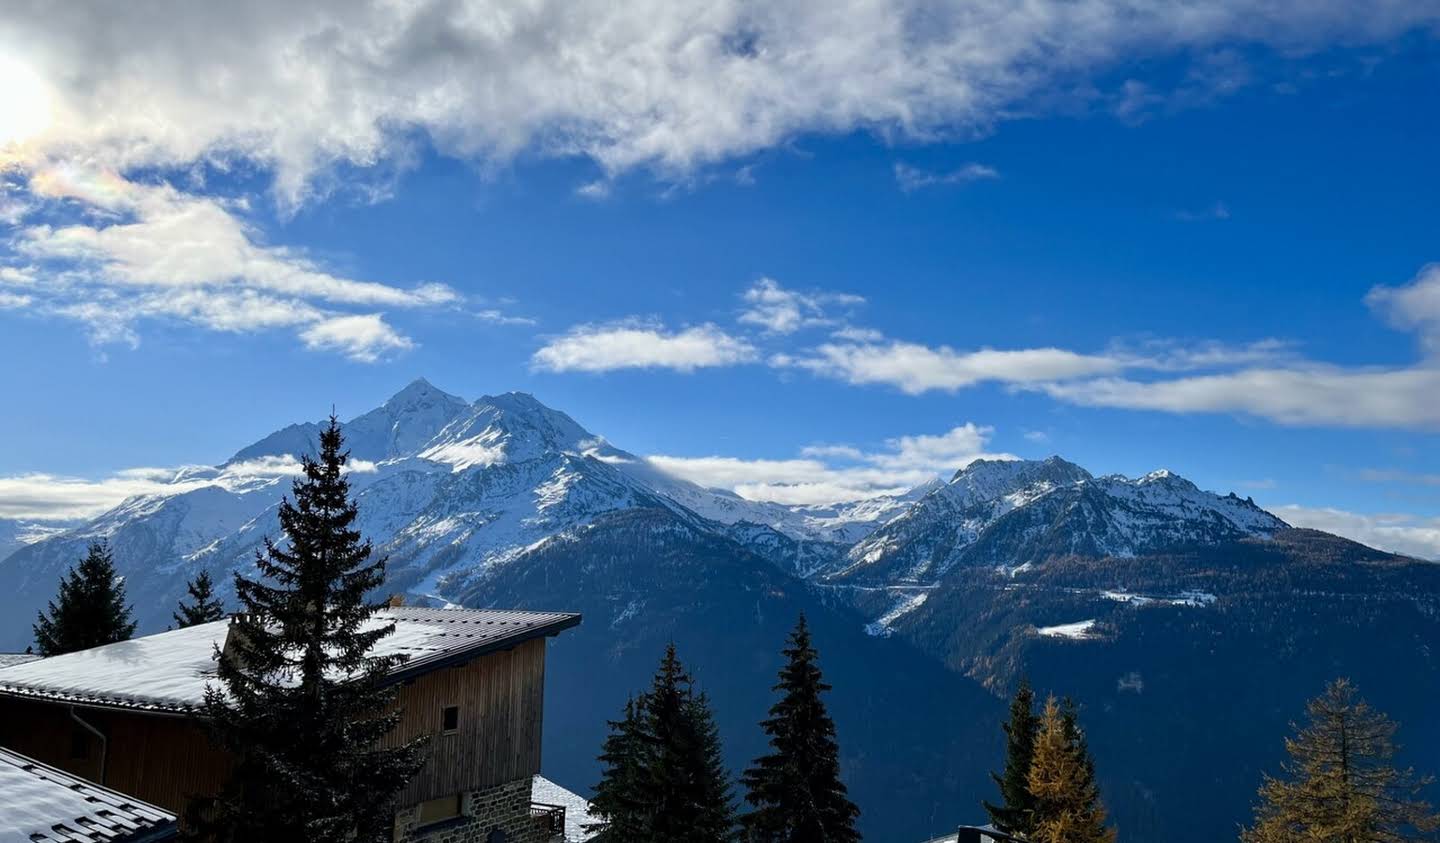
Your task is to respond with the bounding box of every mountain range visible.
[2,379,1436,843]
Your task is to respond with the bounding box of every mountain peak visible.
[386,377,463,408]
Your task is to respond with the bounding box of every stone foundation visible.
[394,778,557,843]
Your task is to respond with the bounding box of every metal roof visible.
[0,607,580,715]
[0,747,177,843]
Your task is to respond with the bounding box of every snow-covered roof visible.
[0,747,177,842]
[0,653,41,669]
[0,607,579,714]
[531,775,599,842]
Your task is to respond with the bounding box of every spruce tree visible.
[742,614,861,843]
[589,695,655,842]
[646,644,736,842]
[173,570,225,628]
[33,541,136,656]
[199,417,425,842]
[985,678,1041,835]
[1242,679,1439,843]
[1028,695,1114,843]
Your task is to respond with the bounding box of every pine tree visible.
[33,541,136,656]
[1242,679,1439,843]
[589,695,655,842]
[985,678,1041,835]
[173,570,225,628]
[742,614,861,843]
[1028,695,1115,843]
[646,643,736,842]
[198,417,425,842]
[588,645,736,842]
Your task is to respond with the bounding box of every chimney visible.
[387,593,405,608]
[222,613,253,672]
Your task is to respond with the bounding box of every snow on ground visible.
[1036,619,1097,639]
[864,591,931,637]
[531,775,599,842]
[1101,588,1217,607]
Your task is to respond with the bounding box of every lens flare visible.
[0,55,53,149]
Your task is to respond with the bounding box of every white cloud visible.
[1367,262,1440,353]
[893,162,1000,192]
[0,455,377,521]
[2,2,1433,206]
[1271,504,1440,561]
[648,422,1012,504]
[738,278,865,334]
[786,340,1125,394]
[1036,366,1440,428]
[300,314,416,362]
[1,169,462,359]
[532,321,757,373]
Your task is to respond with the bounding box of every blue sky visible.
[1,3,1439,556]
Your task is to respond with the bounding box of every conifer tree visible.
[589,695,655,842]
[198,417,425,842]
[985,678,1041,836]
[742,614,861,843]
[33,541,136,656]
[646,644,736,842]
[1028,695,1115,843]
[173,570,226,628]
[1242,679,1439,843]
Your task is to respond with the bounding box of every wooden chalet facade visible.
[0,607,581,842]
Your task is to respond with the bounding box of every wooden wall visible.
[0,697,231,814]
[385,637,548,804]
[0,638,549,815]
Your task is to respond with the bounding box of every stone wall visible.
[393,777,558,843]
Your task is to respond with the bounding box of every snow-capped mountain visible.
[834,456,1286,585]
[0,519,70,566]
[0,382,897,637]
[0,380,1293,646]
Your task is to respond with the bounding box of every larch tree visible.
[742,614,861,843]
[985,677,1041,836]
[1028,695,1115,843]
[198,417,426,842]
[589,695,656,842]
[1242,678,1439,843]
[173,570,226,628]
[33,541,136,656]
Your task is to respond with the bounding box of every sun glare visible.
[0,55,53,148]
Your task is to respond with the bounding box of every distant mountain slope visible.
[457,505,1005,843]
[834,457,1285,587]
[892,529,1440,842]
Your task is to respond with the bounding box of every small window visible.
[69,729,91,760]
[486,830,508,843]
[442,705,459,733]
[416,794,463,827]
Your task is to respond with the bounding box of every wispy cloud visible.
[778,339,1127,394]
[893,162,1000,192]
[1175,201,1231,222]
[738,278,864,335]
[1271,504,1440,561]
[1,170,461,361]
[2,2,1432,205]
[0,456,378,521]
[532,320,757,373]
[648,422,1011,505]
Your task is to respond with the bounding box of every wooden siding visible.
[0,697,230,815]
[386,637,547,804]
[0,638,549,815]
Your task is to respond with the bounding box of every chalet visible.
[0,607,582,842]
[0,746,178,842]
